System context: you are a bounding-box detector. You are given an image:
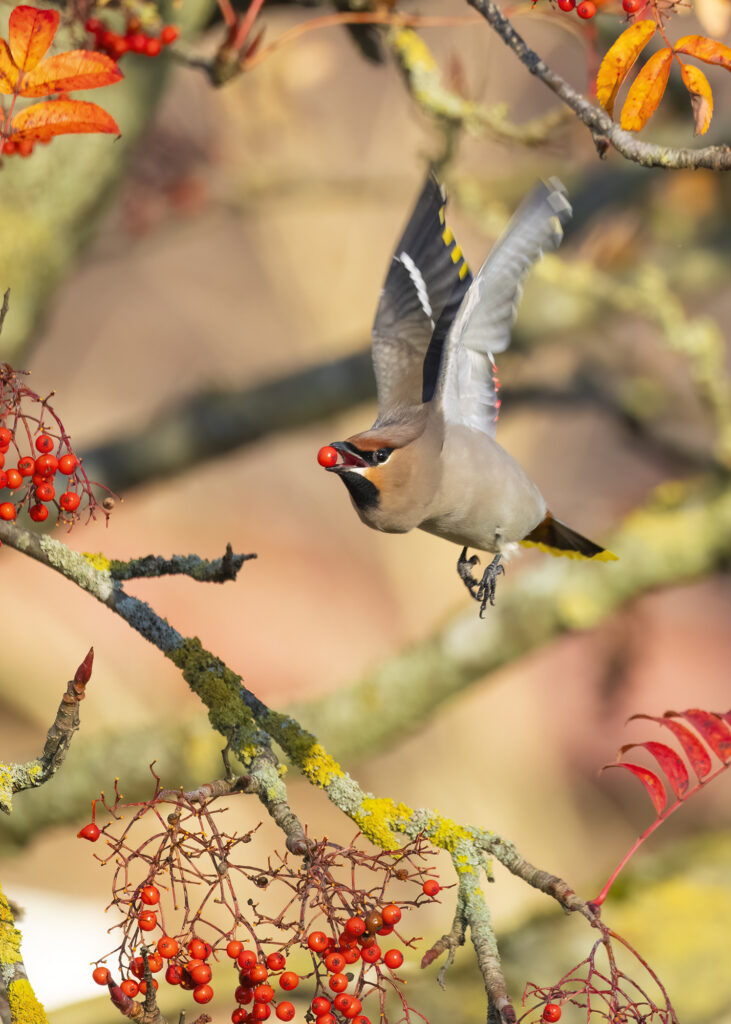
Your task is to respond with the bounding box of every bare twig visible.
[467,0,731,170]
[105,546,256,583]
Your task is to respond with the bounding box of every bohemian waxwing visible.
[318,175,617,614]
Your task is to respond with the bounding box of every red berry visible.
[235,984,252,1002]
[100,29,117,49]
[279,971,299,990]
[36,482,54,501]
[141,884,160,905]
[145,37,162,56]
[139,910,157,931]
[253,1004,271,1021]
[266,952,286,971]
[377,924,393,936]
[238,949,258,971]
[59,491,81,511]
[249,963,268,983]
[317,445,338,468]
[307,932,328,953]
[188,938,211,959]
[312,997,331,1015]
[5,469,21,489]
[361,944,381,964]
[130,957,145,979]
[193,983,214,1003]
[364,911,383,934]
[35,454,58,476]
[157,936,178,958]
[0,453,3,469]
[121,979,139,997]
[17,457,34,476]
[85,17,103,33]
[383,949,403,969]
[232,1011,247,1024]
[344,916,366,937]
[35,434,53,453]
[381,904,401,926]
[422,879,440,897]
[109,35,129,58]
[542,1006,562,1023]
[1,500,18,521]
[324,952,345,973]
[557,0,576,9]
[276,1002,295,1021]
[1,141,15,156]
[0,471,7,489]
[341,998,362,1019]
[92,966,110,984]
[160,24,179,44]
[0,428,10,446]
[341,945,361,964]
[622,0,641,10]
[577,0,596,15]
[139,979,158,993]
[254,984,274,1003]
[227,940,244,958]
[352,1017,371,1024]
[165,964,183,985]
[77,822,100,841]
[328,973,347,993]
[189,963,211,985]
[29,504,48,522]
[315,1015,336,1024]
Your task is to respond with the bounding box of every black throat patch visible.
[339,471,379,511]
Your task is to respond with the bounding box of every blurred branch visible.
[467,0,731,170]
[103,545,256,582]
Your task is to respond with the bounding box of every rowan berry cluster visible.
[0,363,112,539]
[78,771,443,1023]
[85,16,179,61]
[554,0,597,19]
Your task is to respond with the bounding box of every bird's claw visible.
[457,549,504,615]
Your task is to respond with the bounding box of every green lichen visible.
[166,637,254,735]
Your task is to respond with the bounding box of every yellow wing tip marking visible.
[438,205,445,224]
[450,245,463,264]
[520,540,618,562]
[441,225,453,246]
[458,261,469,280]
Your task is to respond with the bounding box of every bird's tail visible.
[520,513,617,562]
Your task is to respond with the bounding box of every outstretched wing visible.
[437,178,572,437]
[371,174,471,417]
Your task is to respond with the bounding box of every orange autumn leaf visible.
[8,4,58,72]
[19,50,123,97]
[597,19,657,116]
[680,62,714,134]
[674,34,731,71]
[0,39,19,94]
[620,47,673,131]
[9,98,120,141]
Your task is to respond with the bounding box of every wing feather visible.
[438,179,572,437]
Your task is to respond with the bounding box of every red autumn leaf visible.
[8,4,59,72]
[674,34,731,71]
[679,62,714,135]
[671,709,731,763]
[631,713,712,781]
[0,38,19,94]
[9,98,120,142]
[19,50,123,98]
[596,19,657,116]
[619,740,689,799]
[620,47,673,131]
[603,762,667,815]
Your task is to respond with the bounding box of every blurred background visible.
[0,0,730,1019]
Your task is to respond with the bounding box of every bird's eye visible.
[374,448,391,464]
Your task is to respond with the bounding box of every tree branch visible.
[467,0,731,170]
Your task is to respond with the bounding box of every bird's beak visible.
[327,441,368,472]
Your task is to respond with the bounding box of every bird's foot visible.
[457,546,481,599]
[457,548,505,616]
[476,554,504,616]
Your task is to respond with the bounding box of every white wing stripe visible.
[397,251,433,321]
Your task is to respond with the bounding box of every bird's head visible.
[317,411,436,528]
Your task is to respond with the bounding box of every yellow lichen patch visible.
[7,977,48,1024]
[354,797,413,850]
[0,884,22,965]
[389,26,438,73]
[82,551,112,572]
[428,816,473,853]
[300,744,344,788]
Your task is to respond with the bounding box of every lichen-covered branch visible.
[0,883,47,1024]
[467,0,731,170]
[102,545,256,583]
[0,648,94,814]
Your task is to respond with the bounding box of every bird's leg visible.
[457,546,481,599]
[476,553,504,616]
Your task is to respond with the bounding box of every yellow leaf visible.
[674,34,731,71]
[597,20,657,116]
[620,47,673,132]
[680,62,714,135]
[0,38,19,95]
